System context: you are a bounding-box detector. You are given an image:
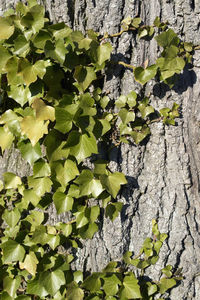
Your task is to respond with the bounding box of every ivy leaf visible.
[120,273,142,299]
[18,59,48,86]
[105,202,123,221]
[3,276,21,298]
[44,39,68,64]
[0,45,11,72]
[65,131,98,164]
[28,176,52,197]
[33,29,51,49]
[3,172,22,189]
[13,35,30,56]
[131,125,150,144]
[155,29,179,48]
[33,160,51,178]
[134,65,157,85]
[53,191,74,214]
[159,278,177,294]
[8,84,32,107]
[100,172,127,198]
[43,270,65,296]
[0,17,14,40]
[27,274,48,297]
[54,159,79,188]
[103,275,121,296]
[23,189,40,206]
[74,66,96,92]
[75,211,89,229]
[75,170,104,197]
[54,107,73,134]
[5,57,23,86]
[115,95,127,108]
[18,140,42,166]
[19,252,39,276]
[1,240,25,263]
[0,127,14,153]
[138,104,154,118]
[97,42,112,65]
[20,116,49,146]
[127,91,137,107]
[82,273,101,293]
[47,234,60,250]
[65,282,84,300]
[3,207,21,227]
[21,4,45,34]
[44,129,70,162]
[119,108,135,124]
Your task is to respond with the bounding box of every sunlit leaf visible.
[0,17,14,40]
[21,116,49,146]
[1,240,25,263]
[19,252,39,276]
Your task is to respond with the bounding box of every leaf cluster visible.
[0,1,194,299]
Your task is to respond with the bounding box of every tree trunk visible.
[1,1,200,299]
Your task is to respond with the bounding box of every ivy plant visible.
[0,0,197,298]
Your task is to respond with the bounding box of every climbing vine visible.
[0,0,196,298]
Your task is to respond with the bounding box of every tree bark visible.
[1,0,200,299]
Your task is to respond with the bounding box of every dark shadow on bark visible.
[153,66,197,98]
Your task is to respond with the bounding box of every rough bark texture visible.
[1,1,200,299]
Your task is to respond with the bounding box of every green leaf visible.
[0,292,13,300]
[97,42,112,65]
[3,208,21,227]
[53,191,74,214]
[0,45,11,72]
[28,176,52,197]
[3,276,21,298]
[75,211,89,229]
[65,131,98,164]
[44,39,68,64]
[131,125,150,144]
[82,273,101,292]
[23,189,40,206]
[103,275,121,296]
[55,107,73,134]
[21,5,45,34]
[105,202,123,221]
[159,278,177,294]
[79,222,98,239]
[18,59,48,86]
[119,108,135,124]
[27,274,48,297]
[43,269,65,296]
[20,116,49,146]
[3,172,22,189]
[100,96,110,109]
[127,91,137,107]
[54,159,79,188]
[0,17,14,40]
[8,85,32,107]
[155,29,179,48]
[162,265,173,277]
[13,35,30,56]
[147,283,157,296]
[66,282,84,300]
[18,140,42,166]
[74,66,96,92]
[75,170,104,197]
[115,95,127,108]
[33,30,51,49]
[0,127,14,153]
[120,273,142,299]
[44,129,70,162]
[1,240,25,263]
[56,222,72,237]
[19,252,38,276]
[47,234,60,250]
[100,172,127,198]
[138,104,154,118]
[134,65,157,85]
[5,57,23,85]
[33,160,51,178]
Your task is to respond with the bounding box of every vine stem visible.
[100,27,137,41]
[117,61,136,70]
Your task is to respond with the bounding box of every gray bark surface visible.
[1,0,200,299]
